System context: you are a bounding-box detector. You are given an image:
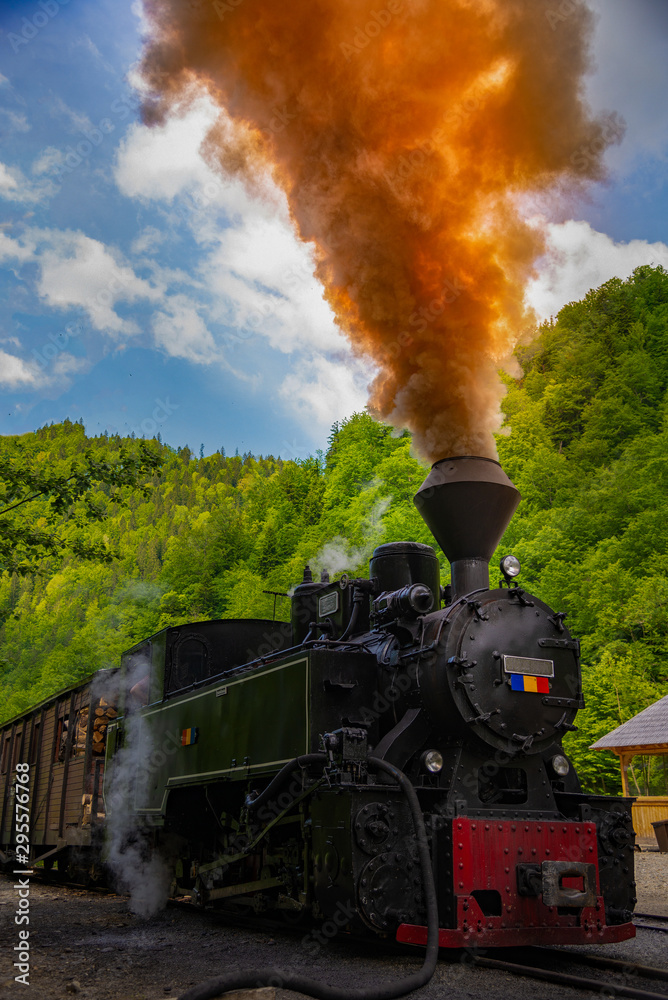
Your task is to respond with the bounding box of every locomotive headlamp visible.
[422,750,444,774]
[500,554,521,582]
[551,754,570,776]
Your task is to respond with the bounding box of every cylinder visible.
[369,542,440,610]
[291,566,322,645]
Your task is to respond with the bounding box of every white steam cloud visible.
[312,495,391,579]
[97,658,171,919]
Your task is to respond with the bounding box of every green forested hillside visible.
[1,264,668,795]
[498,264,668,792]
[0,418,433,721]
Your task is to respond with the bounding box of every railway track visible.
[472,941,668,1000]
[634,912,668,933]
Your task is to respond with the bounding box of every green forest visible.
[1,265,668,795]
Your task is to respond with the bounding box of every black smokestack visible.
[414,456,521,597]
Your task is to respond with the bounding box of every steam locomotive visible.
[1,456,637,950]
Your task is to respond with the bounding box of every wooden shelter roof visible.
[590,694,668,753]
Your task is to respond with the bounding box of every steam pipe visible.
[338,597,360,640]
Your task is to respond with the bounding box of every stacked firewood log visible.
[92,697,117,754]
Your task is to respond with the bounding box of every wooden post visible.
[619,752,632,797]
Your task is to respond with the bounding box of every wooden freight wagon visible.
[0,670,118,879]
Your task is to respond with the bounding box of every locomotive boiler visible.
[101,455,636,949]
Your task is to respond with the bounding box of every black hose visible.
[245,753,329,810]
[180,756,439,1000]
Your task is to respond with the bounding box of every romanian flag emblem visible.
[511,675,550,694]
[181,727,199,746]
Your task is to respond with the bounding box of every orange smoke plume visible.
[140,0,618,461]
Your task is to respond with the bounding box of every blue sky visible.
[0,0,667,459]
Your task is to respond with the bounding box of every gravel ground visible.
[633,849,668,916]
[0,854,667,1000]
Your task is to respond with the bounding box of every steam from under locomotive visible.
[93,661,171,918]
[139,0,620,461]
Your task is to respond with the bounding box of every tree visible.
[0,440,163,574]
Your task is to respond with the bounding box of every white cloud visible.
[32,230,162,335]
[0,226,173,338]
[52,352,90,378]
[32,147,66,177]
[49,96,94,136]
[0,108,30,133]
[527,220,668,321]
[2,86,361,419]
[0,230,36,264]
[0,350,45,389]
[115,97,351,376]
[0,341,88,394]
[280,353,371,430]
[0,160,56,204]
[0,223,219,367]
[114,100,220,203]
[0,163,19,197]
[202,220,343,355]
[140,257,202,292]
[151,296,219,364]
[114,95,282,225]
[131,226,167,255]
